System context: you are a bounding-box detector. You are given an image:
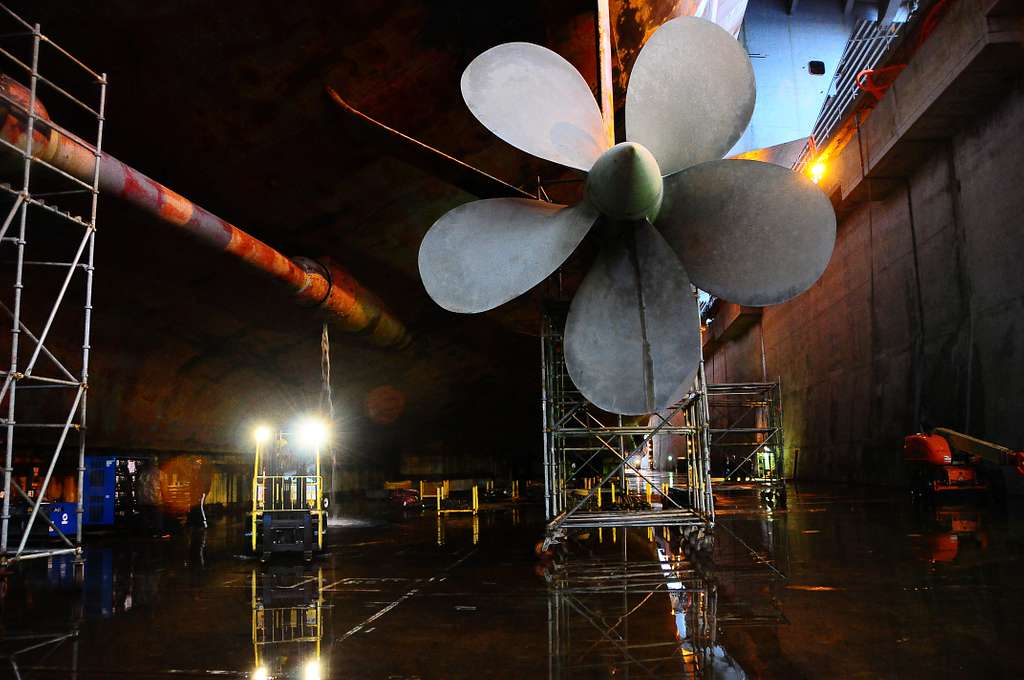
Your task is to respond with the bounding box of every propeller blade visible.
[461,43,609,171]
[659,159,836,306]
[625,17,755,175]
[418,198,599,314]
[565,220,701,415]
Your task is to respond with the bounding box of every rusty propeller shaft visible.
[0,74,410,349]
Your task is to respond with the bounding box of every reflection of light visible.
[297,417,329,449]
[657,547,683,590]
[253,425,272,444]
[252,667,268,680]
[303,658,321,680]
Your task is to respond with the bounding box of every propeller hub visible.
[585,142,663,222]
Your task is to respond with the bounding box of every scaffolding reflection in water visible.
[543,525,786,679]
[541,302,715,547]
[545,529,725,679]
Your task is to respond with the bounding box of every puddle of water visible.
[3,487,1024,678]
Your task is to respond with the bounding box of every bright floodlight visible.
[252,667,269,680]
[297,417,329,448]
[303,659,321,680]
[253,424,272,445]
[810,161,826,185]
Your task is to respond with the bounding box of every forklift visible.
[250,419,329,561]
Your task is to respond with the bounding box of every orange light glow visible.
[809,161,826,185]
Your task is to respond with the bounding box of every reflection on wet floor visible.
[251,565,325,680]
[2,485,1024,678]
[540,525,784,679]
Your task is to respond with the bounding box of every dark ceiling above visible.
[4,0,630,469]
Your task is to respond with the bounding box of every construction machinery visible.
[903,427,1024,495]
[250,420,329,561]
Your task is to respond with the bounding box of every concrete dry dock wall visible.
[706,70,1024,482]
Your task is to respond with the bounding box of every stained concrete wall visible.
[704,316,767,385]
[707,80,1024,483]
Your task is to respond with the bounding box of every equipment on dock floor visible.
[435,484,479,516]
[250,420,329,562]
[82,457,117,527]
[903,428,1024,494]
[705,381,786,508]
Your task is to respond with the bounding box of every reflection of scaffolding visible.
[0,6,105,565]
[251,566,326,680]
[544,529,746,679]
[545,513,790,680]
[707,382,785,502]
[1,627,80,677]
[2,550,85,675]
[541,303,714,544]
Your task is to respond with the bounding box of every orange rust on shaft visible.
[0,74,409,349]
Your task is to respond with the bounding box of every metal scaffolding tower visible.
[0,5,105,565]
[541,300,715,547]
[707,381,786,505]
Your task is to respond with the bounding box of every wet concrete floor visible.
[2,484,1024,679]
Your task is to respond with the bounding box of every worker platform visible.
[552,508,706,530]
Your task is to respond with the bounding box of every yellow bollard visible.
[436,489,441,515]
[597,486,602,508]
[646,483,652,505]
[611,482,616,504]
[472,485,479,515]
[612,527,617,544]
[598,527,603,543]
[662,482,669,498]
